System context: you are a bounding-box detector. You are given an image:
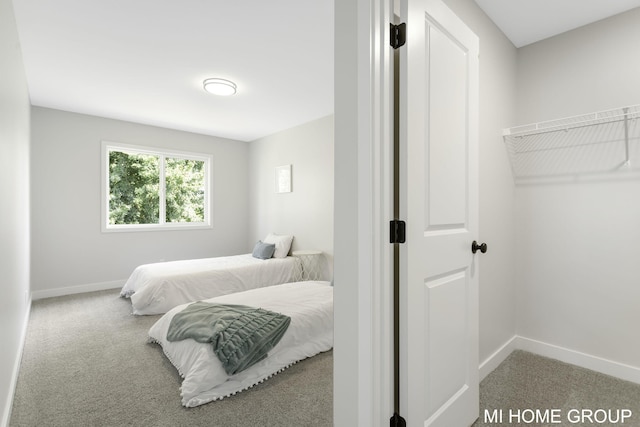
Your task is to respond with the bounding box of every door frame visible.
[333,0,395,425]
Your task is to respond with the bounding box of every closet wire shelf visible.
[503,105,640,182]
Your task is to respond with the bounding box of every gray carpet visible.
[11,289,640,426]
[473,350,640,426]
[10,289,333,427]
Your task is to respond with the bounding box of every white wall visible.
[443,0,519,367]
[514,9,640,372]
[516,8,640,125]
[0,0,31,424]
[248,115,334,279]
[30,107,250,297]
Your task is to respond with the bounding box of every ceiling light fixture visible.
[203,78,237,96]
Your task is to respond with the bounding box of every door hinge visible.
[390,23,406,49]
[390,412,407,427]
[390,220,406,244]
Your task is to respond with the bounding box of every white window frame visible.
[101,141,213,232]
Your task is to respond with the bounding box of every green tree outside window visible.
[107,147,208,227]
[165,157,205,223]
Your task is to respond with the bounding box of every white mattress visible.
[120,254,299,315]
[148,280,333,407]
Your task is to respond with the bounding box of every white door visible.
[398,0,480,426]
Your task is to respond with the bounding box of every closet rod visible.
[504,105,640,139]
[511,137,628,155]
[507,115,637,139]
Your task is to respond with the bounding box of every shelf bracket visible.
[624,107,630,165]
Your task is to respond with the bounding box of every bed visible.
[148,280,333,407]
[121,234,300,315]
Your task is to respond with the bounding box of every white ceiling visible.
[12,0,334,142]
[474,0,640,48]
[12,1,640,142]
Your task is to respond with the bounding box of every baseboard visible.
[515,336,640,385]
[480,334,640,385]
[479,336,518,381]
[2,297,31,427]
[31,280,125,300]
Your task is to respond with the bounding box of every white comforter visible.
[148,281,333,407]
[120,254,299,315]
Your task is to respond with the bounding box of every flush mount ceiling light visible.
[203,78,237,96]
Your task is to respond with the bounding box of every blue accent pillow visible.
[252,240,276,259]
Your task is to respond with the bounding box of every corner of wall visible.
[0,0,33,423]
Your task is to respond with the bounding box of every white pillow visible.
[263,233,294,258]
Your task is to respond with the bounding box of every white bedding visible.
[120,254,299,315]
[148,280,333,407]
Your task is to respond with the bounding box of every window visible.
[102,142,212,231]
